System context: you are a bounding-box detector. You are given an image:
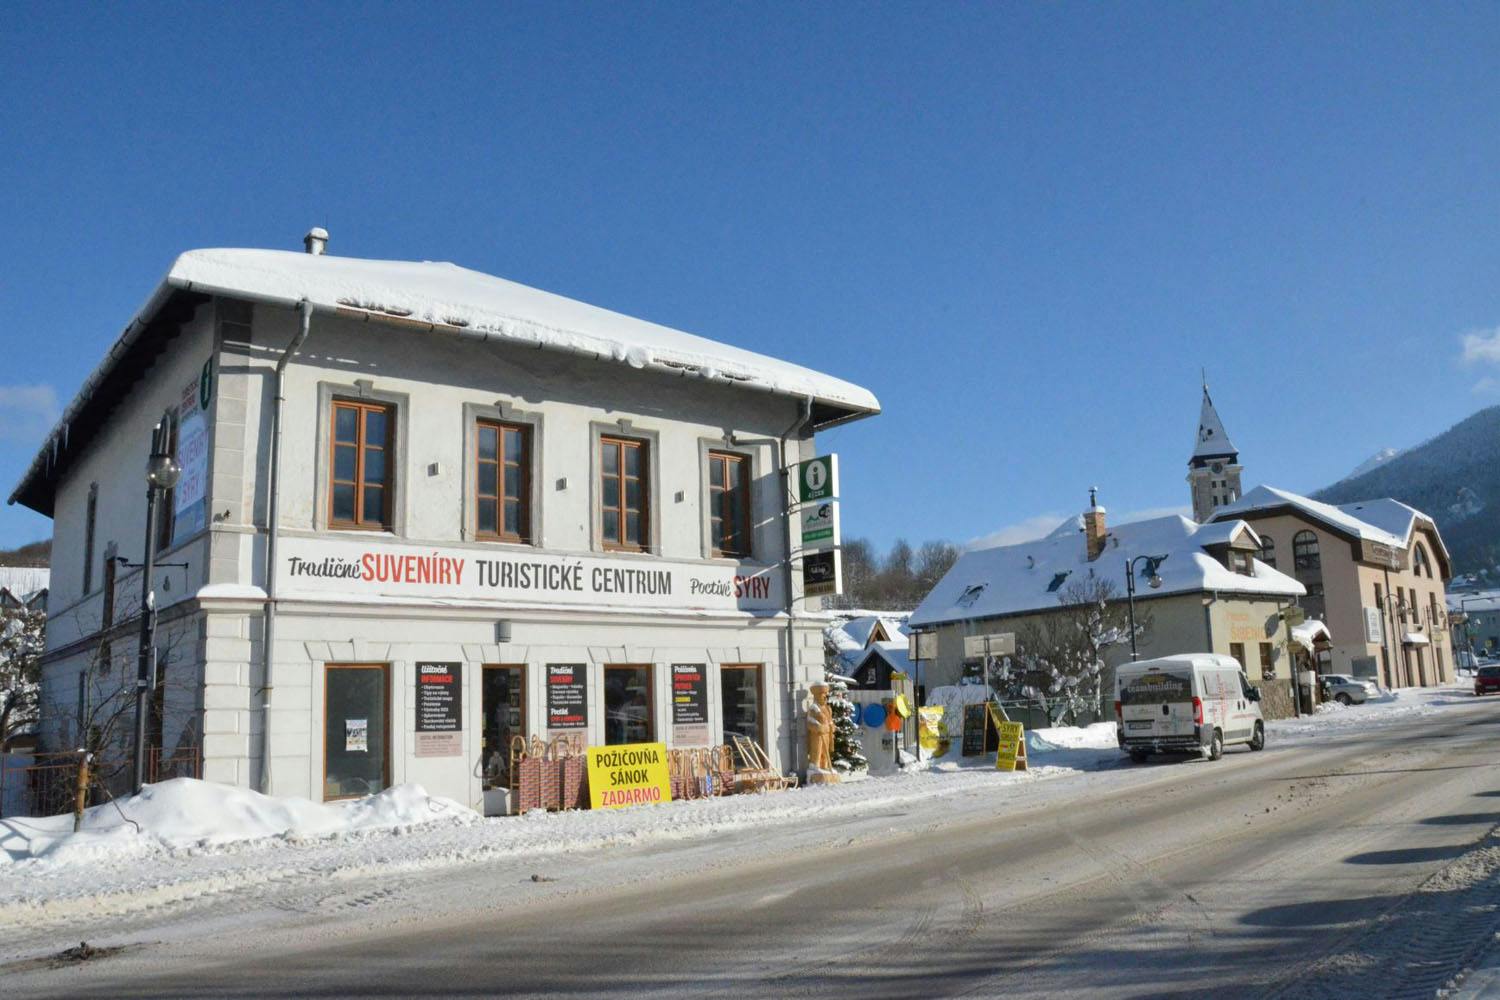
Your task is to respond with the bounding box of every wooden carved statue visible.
[806,683,838,784]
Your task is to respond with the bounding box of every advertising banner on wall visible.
[278,538,782,612]
[670,664,710,746]
[171,358,214,546]
[415,661,462,757]
[546,664,588,749]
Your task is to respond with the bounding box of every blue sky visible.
[2,3,1498,553]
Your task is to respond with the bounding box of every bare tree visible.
[0,604,45,752]
[1006,578,1143,724]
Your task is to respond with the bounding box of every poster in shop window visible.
[345,718,368,753]
[415,662,463,757]
[546,664,588,750]
[670,664,710,746]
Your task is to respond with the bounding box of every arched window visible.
[1412,543,1431,579]
[1293,530,1320,571]
[1259,535,1276,569]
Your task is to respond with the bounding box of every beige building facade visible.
[1212,487,1452,688]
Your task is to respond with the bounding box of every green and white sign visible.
[797,454,839,503]
[800,500,839,550]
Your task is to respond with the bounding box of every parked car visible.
[1320,674,1376,706]
[1115,654,1264,762]
[1474,665,1500,696]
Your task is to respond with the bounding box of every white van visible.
[1115,654,1265,762]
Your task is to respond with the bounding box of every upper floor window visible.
[83,482,98,594]
[1228,549,1253,576]
[475,420,532,543]
[600,436,649,551]
[1259,535,1276,569]
[1293,530,1320,571]
[330,400,393,530]
[707,451,751,558]
[1412,543,1432,579]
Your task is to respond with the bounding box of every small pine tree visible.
[827,680,868,775]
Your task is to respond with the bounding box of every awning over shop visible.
[1290,619,1332,652]
[1402,631,1430,646]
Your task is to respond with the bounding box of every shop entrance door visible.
[324,663,390,800]
[604,664,654,745]
[721,664,764,761]
[482,665,526,790]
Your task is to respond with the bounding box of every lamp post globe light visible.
[1125,554,1168,661]
[133,414,181,795]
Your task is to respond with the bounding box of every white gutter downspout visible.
[778,396,815,775]
[259,300,313,792]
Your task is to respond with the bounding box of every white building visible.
[9,232,879,810]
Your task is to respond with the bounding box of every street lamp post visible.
[132,415,181,796]
[1125,554,1168,661]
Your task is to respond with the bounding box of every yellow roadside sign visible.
[994,719,1028,772]
[586,742,673,809]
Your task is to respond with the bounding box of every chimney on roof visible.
[1082,487,1108,562]
[303,227,329,256]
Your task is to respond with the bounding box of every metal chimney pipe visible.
[303,227,328,255]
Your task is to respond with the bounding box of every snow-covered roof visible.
[825,613,911,670]
[166,249,880,414]
[1191,387,1237,462]
[0,567,49,605]
[1190,520,1260,549]
[1450,589,1500,614]
[909,514,1304,629]
[1213,486,1448,565]
[1290,619,1331,651]
[10,246,880,514]
[851,641,914,677]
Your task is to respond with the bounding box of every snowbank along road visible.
[9,693,1500,998]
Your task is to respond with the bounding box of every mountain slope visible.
[1338,447,1402,484]
[1314,406,1500,579]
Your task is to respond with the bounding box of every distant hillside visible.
[0,539,50,568]
[1314,406,1500,581]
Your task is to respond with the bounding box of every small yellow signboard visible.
[586,742,673,809]
[990,712,1028,772]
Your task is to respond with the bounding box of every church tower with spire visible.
[1187,377,1242,523]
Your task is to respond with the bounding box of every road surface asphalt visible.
[9,698,1500,998]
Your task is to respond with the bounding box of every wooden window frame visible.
[603,663,655,744]
[599,436,650,552]
[323,663,391,802]
[83,483,98,595]
[707,451,752,559]
[474,420,532,544]
[329,399,395,531]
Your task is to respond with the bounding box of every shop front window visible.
[324,664,389,800]
[482,665,525,791]
[721,664,763,751]
[604,665,653,745]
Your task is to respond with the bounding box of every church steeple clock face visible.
[1211,462,1224,475]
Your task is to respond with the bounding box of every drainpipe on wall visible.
[778,396,814,774]
[259,299,314,792]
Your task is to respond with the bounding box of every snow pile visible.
[0,778,474,868]
[1270,683,1473,739]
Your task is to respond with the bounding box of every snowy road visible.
[10,694,1500,997]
